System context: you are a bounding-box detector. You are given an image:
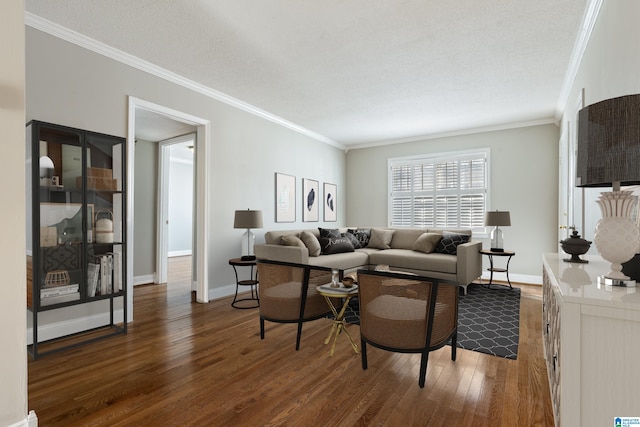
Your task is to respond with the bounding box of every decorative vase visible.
[593,190,640,280]
[560,229,591,263]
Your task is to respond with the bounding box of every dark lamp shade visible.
[234,210,263,229]
[576,94,640,188]
[485,211,511,227]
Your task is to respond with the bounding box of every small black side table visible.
[229,258,259,309]
[480,249,515,289]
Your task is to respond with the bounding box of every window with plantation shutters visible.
[388,150,488,232]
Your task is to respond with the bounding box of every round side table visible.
[480,249,515,289]
[229,258,259,309]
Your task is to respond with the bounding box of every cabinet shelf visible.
[26,120,127,359]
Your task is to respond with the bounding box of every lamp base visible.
[241,255,256,261]
[490,248,504,252]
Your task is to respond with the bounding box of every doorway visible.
[127,97,210,322]
[157,135,195,289]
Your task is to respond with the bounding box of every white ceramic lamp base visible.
[594,191,640,282]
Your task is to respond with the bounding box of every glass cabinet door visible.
[33,125,85,308]
[84,133,125,299]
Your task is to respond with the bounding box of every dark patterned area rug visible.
[337,283,521,360]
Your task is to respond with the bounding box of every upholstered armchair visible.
[357,269,459,388]
[257,260,338,350]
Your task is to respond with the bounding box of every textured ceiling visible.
[25,0,589,148]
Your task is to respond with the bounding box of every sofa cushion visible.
[318,227,341,238]
[434,232,470,255]
[390,228,429,249]
[369,249,457,274]
[281,234,305,248]
[368,228,395,249]
[307,251,369,270]
[347,228,371,248]
[300,231,321,257]
[413,233,443,254]
[319,236,355,255]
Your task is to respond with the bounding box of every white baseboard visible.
[208,283,239,301]
[168,250,192,257]
[26,309,125,345]
[134,274,154,286]
[8,410,38,427]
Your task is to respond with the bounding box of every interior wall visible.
[0,1,28,425]
[560,0,640,245]
[346,124,559,278]
[168,145,194,256]
[133,139,157,281]
[25,26,345,315]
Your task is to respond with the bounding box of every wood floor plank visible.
[28,258,554,426]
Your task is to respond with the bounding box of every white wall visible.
[133,139,157,280]
[25,26,345,333]
[560,0,640,245]
[168,145,194,256]
[346,124,560,278]
[0,1,29,426]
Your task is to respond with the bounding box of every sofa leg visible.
[260,318,265,340]
[451,333,457,361]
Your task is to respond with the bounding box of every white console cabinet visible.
[542,253,640,427]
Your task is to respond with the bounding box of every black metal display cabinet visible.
[26,120,127,358]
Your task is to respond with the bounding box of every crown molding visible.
[555,0,603,119]
[24,12,343,150]
[346,117,558,151]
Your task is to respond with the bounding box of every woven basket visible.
[44,270,70,287]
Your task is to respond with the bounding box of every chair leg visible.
[361,338,368,370]
[295,321,303,351]
[419,351,429,388]
[451,332,457,361]
[260,318,265,340]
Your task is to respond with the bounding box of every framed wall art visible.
[275,173,296,222]
[323,182,337,222]
[302,178,319,222]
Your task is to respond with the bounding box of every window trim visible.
[387,148,491,236]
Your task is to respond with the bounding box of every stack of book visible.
[88,251,122,297]
[41,283,80,306]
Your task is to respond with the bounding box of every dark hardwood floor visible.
[28,256,554,426]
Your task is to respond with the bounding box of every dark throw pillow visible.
[434,233,470,255]
[319,236,355,255]
[341,232,361,249]
[347,228,371,248]
[318,227,341,238]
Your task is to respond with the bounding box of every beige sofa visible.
[254,227,482,294]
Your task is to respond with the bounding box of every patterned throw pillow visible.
[341,232,361,249]
[347,228,371,248]
[434,232,470,255]
[318,236,355,255]
[318,227,341,238]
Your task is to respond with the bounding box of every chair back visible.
[357,270,458,351]
[257,260,335,322]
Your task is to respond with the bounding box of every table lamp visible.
[485,210,511,252]
[576,94,640,284]
[234,209,263,261]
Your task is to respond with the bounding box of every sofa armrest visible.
[455,240,482,285]
[254,243,310,265]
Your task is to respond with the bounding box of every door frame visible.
[127,97,211,320]
[156,133,196,286]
